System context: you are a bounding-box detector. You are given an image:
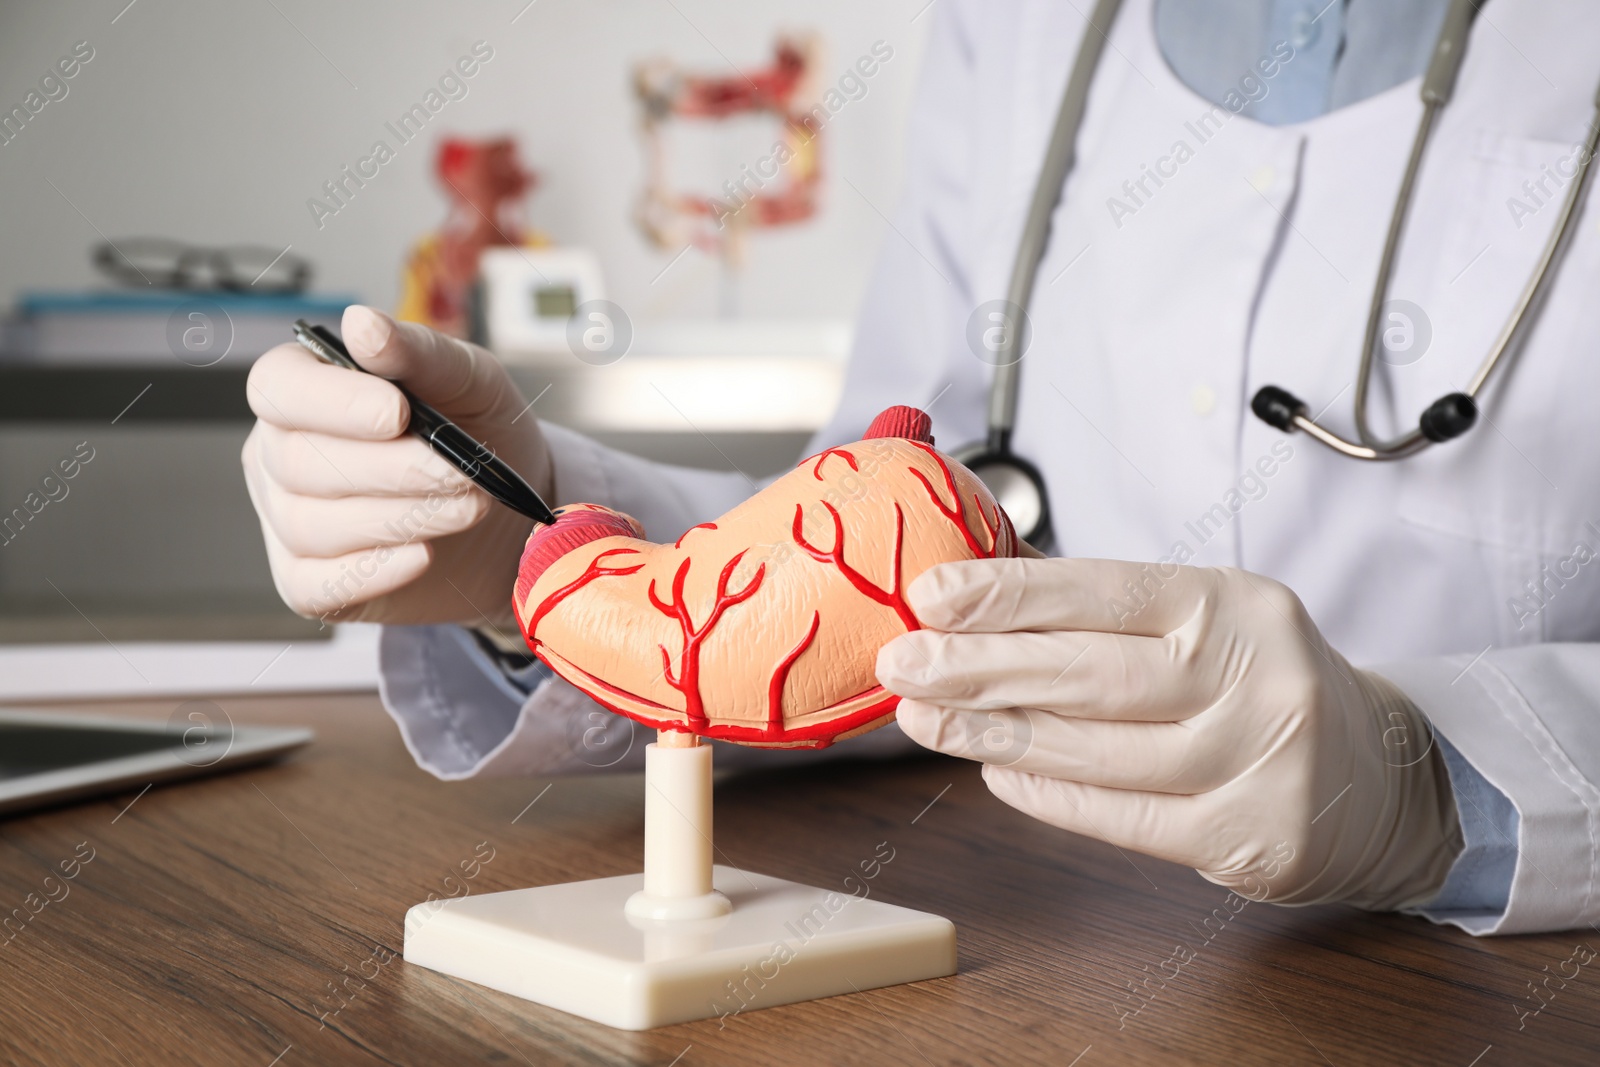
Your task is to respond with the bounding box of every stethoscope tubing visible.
[986,0,1124,446]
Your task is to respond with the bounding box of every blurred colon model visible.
[397,137,548,338]
[633,35,823,310]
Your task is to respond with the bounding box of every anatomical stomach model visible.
[406,404,982,1029]
[513,406,1019,749]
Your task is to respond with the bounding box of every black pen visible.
[291,319,558,527]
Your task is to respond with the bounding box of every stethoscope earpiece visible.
[1249,385,1479,458]
[1418,394,1477,443]
[1249,385,1304,433]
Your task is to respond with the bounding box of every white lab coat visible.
[383,0,1600,934]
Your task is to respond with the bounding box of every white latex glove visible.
[877,558,1464,909]
[241,305,552,627]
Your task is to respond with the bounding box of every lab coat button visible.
[1249,165,1276,193]
[1290,10,1320,48]
[1191,384,1217,416]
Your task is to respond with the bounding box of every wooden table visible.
[2,694,1595,1066]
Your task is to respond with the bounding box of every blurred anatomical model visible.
[397,137,549,338]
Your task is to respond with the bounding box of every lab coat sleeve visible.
[537,420,756,545]
[1376,645,1600,934]
[378,623,919,779]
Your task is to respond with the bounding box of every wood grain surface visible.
[1,693,1596,1066]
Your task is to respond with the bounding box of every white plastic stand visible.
[403,733,956,1030]
[624,738,731,922]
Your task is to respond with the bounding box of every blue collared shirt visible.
[1155,0,1453,125]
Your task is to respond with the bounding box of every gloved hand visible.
[876,558,1464,909]
[241,305,552,627]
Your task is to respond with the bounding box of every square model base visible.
[403,865,956,1030]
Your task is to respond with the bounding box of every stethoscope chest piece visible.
[952,437,1053,550]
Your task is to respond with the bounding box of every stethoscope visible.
[955,0,1600,548]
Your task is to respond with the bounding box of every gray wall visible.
[0,0,929,317]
